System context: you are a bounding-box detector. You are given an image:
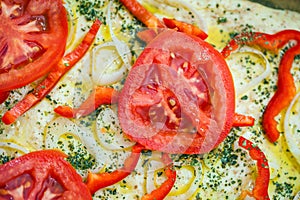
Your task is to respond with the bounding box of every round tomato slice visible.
[118,30,235,154]
[0,150,92,200]
[0,0,68,92]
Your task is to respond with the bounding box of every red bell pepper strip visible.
[222,30,300,143]
[119,0,165,29]
[238,136,270,200]
[119,0,207,40]
[1,19,101,125]
[163,18,208,40]
[262,44,300,142]
[142,153,176,200]
[54,86,118,118]
[86,143,144,195]
[232,113,255,127]
[0,91,9,104]
[221,30,300,58]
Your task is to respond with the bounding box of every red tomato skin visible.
[0,0,68,92]
[0,150,92,200]
[118,30,235,154]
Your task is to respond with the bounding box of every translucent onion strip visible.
[229,46,271,97]
[293,191,300,200]
[96,107,135,150]
[166,164,202,199]
[145,157,168,195]
[145,155,202,199]
[107,2,132,69]
[44,117,108,170]
[0,142,30,156]
[284,92,300,165]
[92,42,127,85]
[163,0,207,32]
[64,2,79,52]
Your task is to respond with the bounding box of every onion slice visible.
[164,0,207,32]
[44,117,108,171]
[229,46,271,97]
[92,42,127,85]
[96,107,135,150]
[284,91,300,165]
[167,161,202,199]
[91,2,133,85]
[0,142,30,155]
[107,2,132,69]
[145,154,202,199]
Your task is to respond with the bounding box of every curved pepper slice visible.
[262,44,300,142]
[1,19,101,125]
[163,18,208,40]
[232,113,255,127]
[119,0,206,39]
[119,0,165,29]
[142,153,176,200]
[221,30,300,58]
[222,30,300,143]
[86,143,144,195]
[238,136,270,200]
[54,86,118,118]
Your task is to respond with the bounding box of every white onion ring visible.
[91,2,133,85]
[92,42,128,85]
[107,2,132,69]
[162,0,207,32]
[64,3,78,51]
[44,117,108,171]
[294,191,300,200]
[145,154,202,199]
[145,157,168,194]
[0,142,30,155]
[284,92,300,165]
[96,107,135,150]
[230,46,271,97]
[166,161,202,199]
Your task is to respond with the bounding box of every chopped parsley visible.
[75,0,106,23]
[66,146,96,170]
[217,16,228,24]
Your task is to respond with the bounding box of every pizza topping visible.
[1,19,101,125]
[118,29,235,154]
[238,136,270,200]
[142,153,176,200]
[0,150,92,200]
[222,30,300,143]
[86,143,144,195]
[163,18,208,39]
[0,0,68,92]
[54,86,118,118]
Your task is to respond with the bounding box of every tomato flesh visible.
[0,0,68,92]
[118,30,235,154]
[0,150,92,200]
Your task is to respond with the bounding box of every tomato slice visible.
[0,0,68,92]
[118,30,235,154]
[0,91,9,104]
[0,150,92,200]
